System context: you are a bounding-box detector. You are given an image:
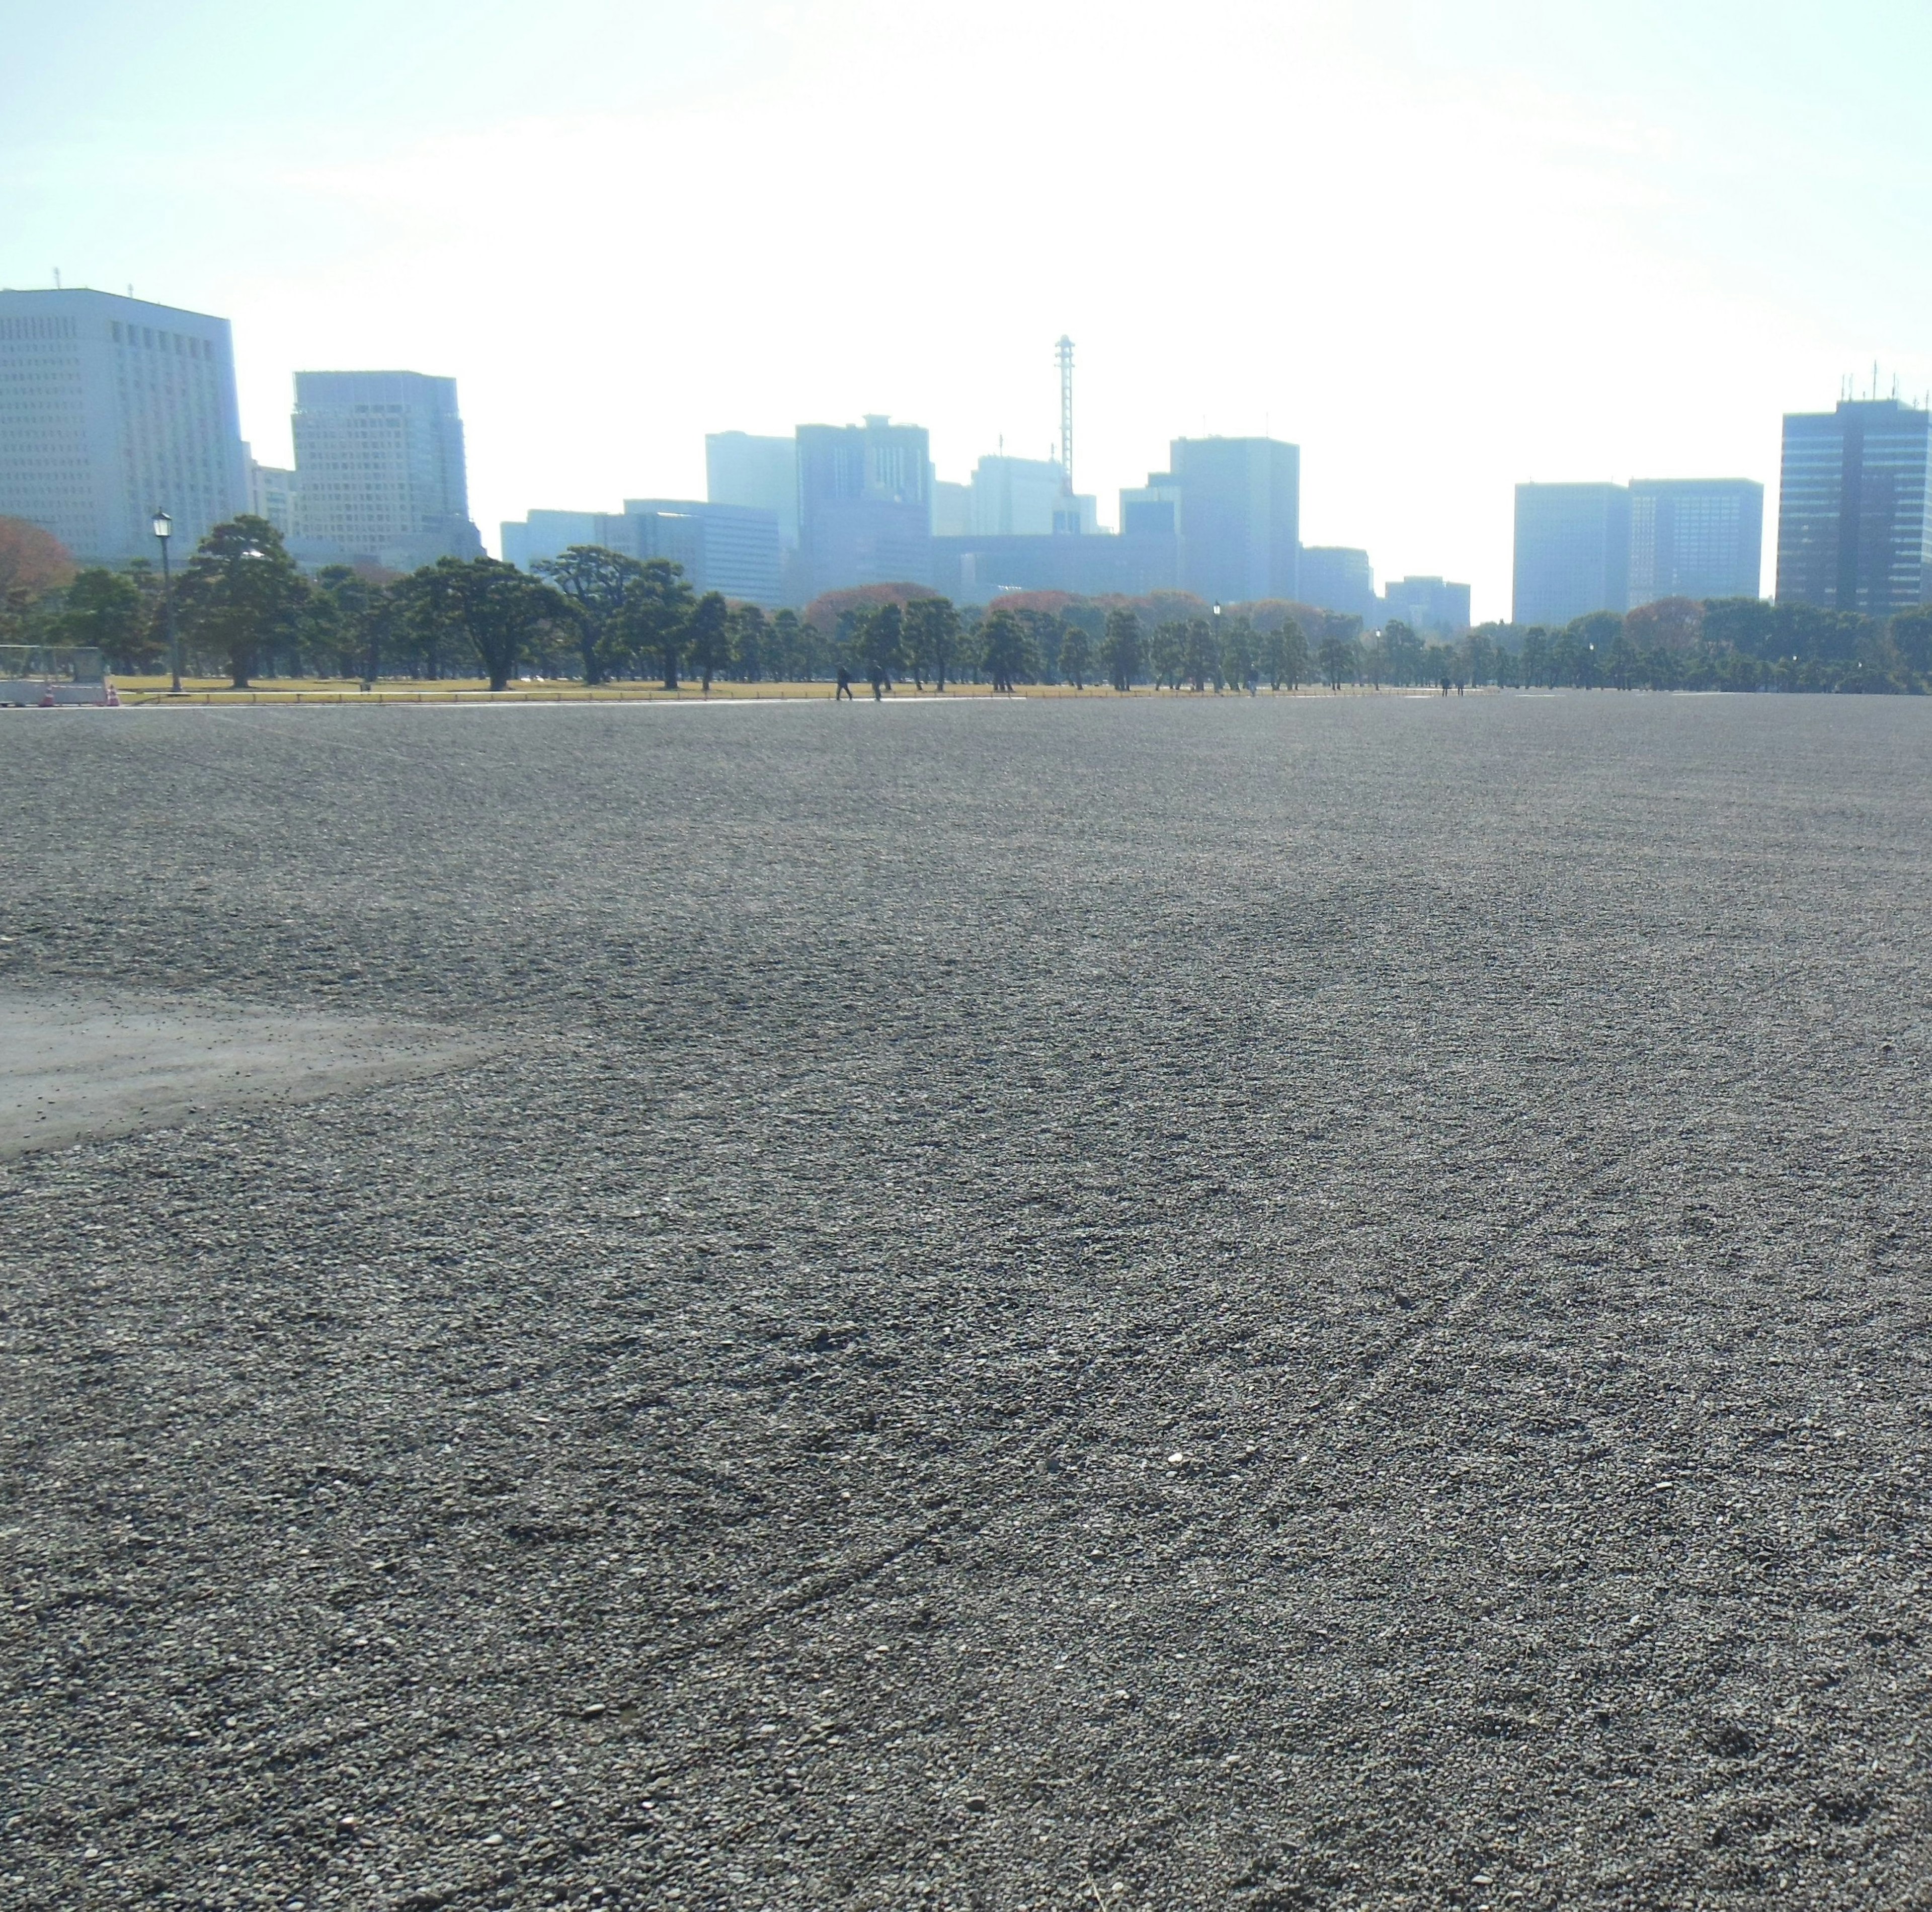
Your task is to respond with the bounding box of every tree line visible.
[9,514,1932,695]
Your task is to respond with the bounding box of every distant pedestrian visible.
[869,665,884,701]
[1440,676,1451,696]
[835,668,853,701]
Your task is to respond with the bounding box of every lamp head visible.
[151,509,172,541]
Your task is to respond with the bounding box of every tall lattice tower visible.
[1056,335,1075,494]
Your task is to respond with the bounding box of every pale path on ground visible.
[0,991,484,1156]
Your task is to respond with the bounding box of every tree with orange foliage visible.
[1624,596,1703,652]
[800,581,938,634]
[0,517,77,638]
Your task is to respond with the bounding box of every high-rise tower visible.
[1056,336,1074,496]
[0,287,248,562]
[1776,397,1932,613]
[290,370,482,570]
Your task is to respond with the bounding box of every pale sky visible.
[8,1,1932,617]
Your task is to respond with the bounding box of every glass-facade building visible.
[1299,546,1377,624]
[706,432,798,550]
[1628,479,1762,605]
[1381,576,1472,637]
[1776,399,1932,614]
[1513,484,1632,625]
[795,416,932,599]
[0,287,248,562]
[1166,436,1300,604]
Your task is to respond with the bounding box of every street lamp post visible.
[152,510,179,693]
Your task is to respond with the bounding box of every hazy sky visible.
[8,1,1932,615]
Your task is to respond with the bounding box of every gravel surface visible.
[4,693,1931,1911]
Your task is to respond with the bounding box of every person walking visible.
[869,664,884,701]
[835,667,853,701]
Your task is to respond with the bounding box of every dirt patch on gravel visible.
[0,990,484,1157]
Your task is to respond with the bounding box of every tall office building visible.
[500,510,599,572]
[1118,477,1182,540]
[969,455,1066,537]
[1776,399,1932,614]
[1628,479,1762,605]
[1299,546,1378,624]
[795,416,932,597]
[0,287,247,562]
[1381,576,1472,637]
[706,432,798,550]
[1152,437,1300,603]
[247,454,298,538]
[619,500,782,605]
[1513,483,1631,625]
[932,480,973,537]
[290,370,482,572]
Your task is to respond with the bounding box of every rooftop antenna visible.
[53,268,61,289]
[1056,335,1074,495]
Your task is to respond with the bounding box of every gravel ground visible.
[4,692,1931,1912]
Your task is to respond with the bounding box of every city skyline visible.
[3,276,1907,628]
[12,3,1932,619]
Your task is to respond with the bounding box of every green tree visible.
[1150,621,1185,690]
[1101,607,1144,690]
[1520,627,1552,687]
[854,602,906,685]
[1889,607,1932,678]
[532,545,648,684]
[1221,616,1257,691]
[1382,619,1425,686]
[903,596,961,691]
[306,565,396,680]
[686,591,732,692]
[175,515,311,687]
[767,607,810,680]
[1060,621,1095,688]
[981,609,1028,692]
[1261,617,1309,690]
[618,559,697,688]
[1316,633,1356,690]
[729,603,770,681]
[1181,618,1216,691]
[55,568,156,671]
[414,556,570,692]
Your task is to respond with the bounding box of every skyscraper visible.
[290,370,482,571]
[795,416,931,597]
[248,454,298,538]
[1162,437,1300,603]
[1299,546,1378,624]
[969,455,1069,537]
[1628,479,1763,605]
[1512,484,1631,625]
[0,287,248,562]
[706,432,798,550]
[1381,577,1472,637]
[1776,399,1932,614]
